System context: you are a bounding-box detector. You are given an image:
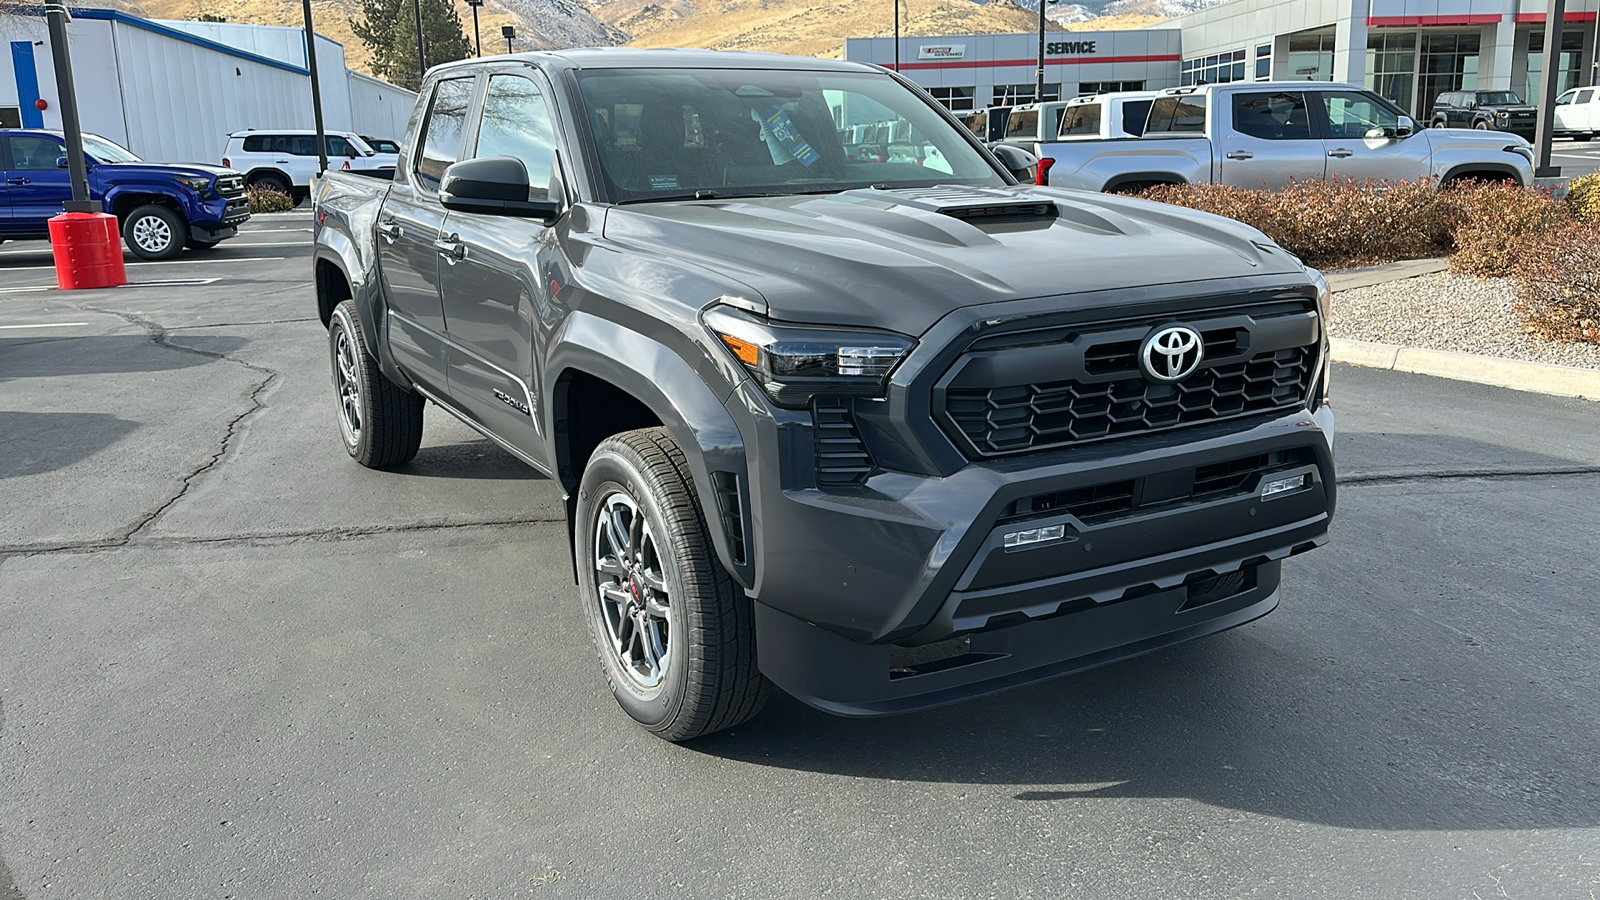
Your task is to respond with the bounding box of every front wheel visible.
[1473,120,1491,130]
[576,428,767,741]
[327,300,424,467]
[122,204,186,260]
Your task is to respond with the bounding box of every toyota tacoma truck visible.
[1041,82,1535,193]
[0,128,249,259]
[311,50,1336,741]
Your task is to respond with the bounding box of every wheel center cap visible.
[628,576,644,606]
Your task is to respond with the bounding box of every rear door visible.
[2,133,73,233]
[1219,90,1324,189]
[438,70,564,461]
[1317,89,1433,183]
[376,73,477,395]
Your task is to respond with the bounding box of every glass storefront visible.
[1526,30,1586,100]
[1366,32,1417,113]
[1418,33,1480,113]
[1287,33,1337,81]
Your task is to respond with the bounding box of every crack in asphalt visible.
[64,301,281,548]
[1339,466,1600,486]
[166,317,320,330]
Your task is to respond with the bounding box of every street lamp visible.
[1036,0,1059,103]
[502,24,515,55]
[892,0,899,72]
[466,0,482,56]
[412,0,425,85]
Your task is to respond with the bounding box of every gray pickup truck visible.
[1043,82,1536,193]
[311,49,1336,741]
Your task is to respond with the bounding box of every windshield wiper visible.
[616,189,776,204]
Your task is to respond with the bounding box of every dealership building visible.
[845,0,1600,119]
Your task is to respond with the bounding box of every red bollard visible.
[48,212,127,290]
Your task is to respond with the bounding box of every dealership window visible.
[927,86,975,112]
[993,83,1060,105]
[1366,32,1417,114]
[1078,80,1145,95]
[1418,33,1480,114]
[1181,49,1246,86]
[1286,33,1337,81]
[1231,91,1312,140]
[1526,30,1586,100]
[0,107,20,128]
[1255,44,1272,80]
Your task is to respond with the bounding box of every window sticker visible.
[649,174,680,191]
[753,104,821,168]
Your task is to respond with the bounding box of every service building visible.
[846,0,1599,120]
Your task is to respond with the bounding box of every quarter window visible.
[1145,95,1207,134]
[1231,91,1312,140]
[1057,103,1102,137]
[416,76,474,190]
[475,75,559,201]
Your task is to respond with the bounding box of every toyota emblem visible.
[1140,324,1204,382]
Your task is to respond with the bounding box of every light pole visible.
[466,0,482,56]
[302,0,327,174]
[893,0,899,72]
[43,3,92,213]
[1532,0,1566,177]
[412,0,425,85]
[503,24,515,55]
[1035,0,1058,103]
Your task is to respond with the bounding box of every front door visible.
[438,71,563,463]
[376,74,477,395]
[1317,90,1433,183]
[1219,90,1325,190]
[3,133,74,233]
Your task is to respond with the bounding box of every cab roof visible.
[431,47,883,75]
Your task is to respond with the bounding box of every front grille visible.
[813,399,873,486]
[999,447,1316,525]
[217,175,245,196]
[947,347,1312,456]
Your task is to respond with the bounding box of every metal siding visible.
[347,72,417,141]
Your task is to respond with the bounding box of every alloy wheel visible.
[131,214,172,254]
[593,490,672,690]
[334,328,362,446]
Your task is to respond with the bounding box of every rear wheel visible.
[576,427,767,741]
[121,204,186,260]
[327,300,424,467]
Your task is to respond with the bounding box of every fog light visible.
[1004,523,1066,549]
[1260,473,1309,500]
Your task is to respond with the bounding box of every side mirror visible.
[989,143,1039,182]
[439,156,559,221]
[1396,115,1415,137]
[56,156,69,168]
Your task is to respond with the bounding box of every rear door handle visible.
[1327,148,1354,158]
[434,236,466,262]
[377,221,402,242]
[6,177,29,185]
[1224,150,1253,160]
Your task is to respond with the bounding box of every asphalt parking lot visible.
[1552,140,1600,179]
[2,214,1599,899]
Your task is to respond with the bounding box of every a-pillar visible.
[1332,0,1372,84]
[1479,13,1518,90]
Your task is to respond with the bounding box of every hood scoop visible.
[838,186,1058,224]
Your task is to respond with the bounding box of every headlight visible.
[174,175,212,193]
[1307,267,1332,406]
[703,305,915,409]
[1503,143,1534,161]
[1495,110,1508,119]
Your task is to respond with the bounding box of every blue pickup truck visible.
[0,129,250,260]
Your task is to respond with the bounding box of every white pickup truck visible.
[1041,83,1535,193]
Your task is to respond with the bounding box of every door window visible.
[1319,91,1401,139]
[1231,92,1312,140]
[1578,89,1595,105]
[8,135,65,170]
[326,135,357,158]
[416,76,475,190]
[474,75,558,201]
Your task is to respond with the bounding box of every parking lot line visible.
[0,285,54,293]
[0,321,89,329]
[123,256,286,267]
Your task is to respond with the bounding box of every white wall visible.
[347,71,416,142]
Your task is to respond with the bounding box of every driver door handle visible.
[1327,148,1354,158]
[377,221,402,243]
[1224,149,1253,160]
[434,236,466,262]
[6,177,29,185]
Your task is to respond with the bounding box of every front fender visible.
[103,183,197,217]
[548,311,753,588]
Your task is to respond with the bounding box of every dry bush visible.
[1510,221,1600,345]
[1139,178,1456,269]
[247,186,295,214]
[1446,180,1570,278]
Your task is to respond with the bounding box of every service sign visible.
[917,44,966,60]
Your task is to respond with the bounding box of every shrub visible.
[1566,172,1600,224]
[247,186,296,214]
[1446,180,1569,278]
[1139,178,1456,269]
[1510,221,1600,345]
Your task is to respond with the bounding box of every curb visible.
[1325,258,1449,292]
[1330,338,1600,401]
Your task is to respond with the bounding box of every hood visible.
[100,162,240,179]
[601,185,1309,336]
[1478,104,1537,113]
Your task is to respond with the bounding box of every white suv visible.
[222,130,394,201]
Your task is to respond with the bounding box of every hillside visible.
[602,0,1043,59]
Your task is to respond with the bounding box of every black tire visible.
[1431,119,1447,129]
[576,427,767,741]
[249,173,291,196]
[121,204,186,260]
[1473,120,1491,130]
[327,300,424,467]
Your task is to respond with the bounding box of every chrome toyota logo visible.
[1140,324,1204,382]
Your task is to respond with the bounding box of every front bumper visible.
[742,398,1334,715]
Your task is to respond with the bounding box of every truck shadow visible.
[0,334,242,381]
[397,440,546,481]
[0,411,140,479]
[692,619,1600,832]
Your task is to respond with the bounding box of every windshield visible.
[82,134,142,163]
[1477,91,1523,106]
[574,68,1005,203]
